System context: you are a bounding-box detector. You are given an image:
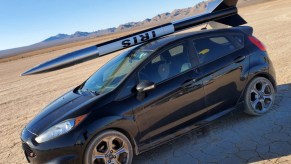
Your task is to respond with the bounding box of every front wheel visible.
[244,77,275,116]
[84,130,133,164]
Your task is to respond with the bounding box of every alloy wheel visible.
[249,78,274,113]
[92,136,130,164]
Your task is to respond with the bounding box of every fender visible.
[78,115,140,155]
[248,51,271,82]
[238,50,275,103]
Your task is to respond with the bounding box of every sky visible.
[0,0,203,51]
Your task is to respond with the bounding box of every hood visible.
[26,90,95,135]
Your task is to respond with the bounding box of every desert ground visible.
[0,0,291,163]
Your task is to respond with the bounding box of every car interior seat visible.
[158,51,172,81]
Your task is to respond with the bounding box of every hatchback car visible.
[21,26,276,164]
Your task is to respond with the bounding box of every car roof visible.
[136,26,247,51]
[137,32,197,51]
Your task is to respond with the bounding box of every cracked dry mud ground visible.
[134,84,291,164]
[0,0,291,163]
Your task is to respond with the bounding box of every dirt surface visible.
[0,0,290,163]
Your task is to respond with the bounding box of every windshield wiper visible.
[84,89,99,96]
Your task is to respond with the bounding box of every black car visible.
[21,26,276,164]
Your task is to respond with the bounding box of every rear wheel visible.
[244,77,275,116]
[84,130,133,164]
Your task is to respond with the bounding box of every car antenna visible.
[201,23,209,30]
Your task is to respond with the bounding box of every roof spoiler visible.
[236,26,254,35]
[22,0,247,76]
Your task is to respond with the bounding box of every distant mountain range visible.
[42,1,208,43]
[43,0,270,44]
[0,1,210,59]
[0,0,271,60]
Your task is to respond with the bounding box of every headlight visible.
[35,114,87,143]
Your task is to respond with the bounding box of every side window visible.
[193,36,237,64]
[138,44,191,84]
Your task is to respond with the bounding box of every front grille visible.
[22,142,36,158]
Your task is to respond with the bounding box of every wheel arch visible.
[81,116,140,160]
[250,73,277,92]
[108,127,139,155]
[238,72,277,103]
[241,73,276,116]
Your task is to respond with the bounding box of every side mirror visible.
[136,81,155,93]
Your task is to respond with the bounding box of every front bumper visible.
[21,128,83,164]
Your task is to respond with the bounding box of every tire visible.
[84,130,133,164]
[244,77,275,116]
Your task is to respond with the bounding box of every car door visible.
[192,33,249,117]
[133,41,208,148]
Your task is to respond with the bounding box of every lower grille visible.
[22,142,36,158]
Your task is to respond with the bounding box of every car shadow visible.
[133,83,291,163]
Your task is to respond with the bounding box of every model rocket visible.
[22,0,246,76]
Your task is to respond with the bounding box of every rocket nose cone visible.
[21,72,29,76]
[21,66,41,76]
[21,60,55,76]
[21,60,53,76]
[21,46,99,76]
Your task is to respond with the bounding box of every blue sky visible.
[0,0,202,51]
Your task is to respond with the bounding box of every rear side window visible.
[193,36,237,64]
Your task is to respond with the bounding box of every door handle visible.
[194,68,200,73]
[234,56,246,63]
[182,79,196,88]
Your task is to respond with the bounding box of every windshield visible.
[80,48,153,94]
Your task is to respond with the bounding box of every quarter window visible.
[139,44,191,84]
[193,36,237,64]
[118,76,137,98]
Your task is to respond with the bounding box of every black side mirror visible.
[136,81,155,101]
[136,80,155,93]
